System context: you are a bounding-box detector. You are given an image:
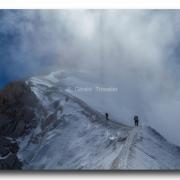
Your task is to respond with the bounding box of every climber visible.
[105,113,109,120]
[134,115,139,126]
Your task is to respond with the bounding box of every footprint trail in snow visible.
[111,127,139,169]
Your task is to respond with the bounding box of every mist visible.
[1,10,180,146]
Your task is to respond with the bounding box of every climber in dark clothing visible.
[105,113,109,120]
[134,115,139,126]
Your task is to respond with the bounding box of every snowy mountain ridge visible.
[14,70,180,170]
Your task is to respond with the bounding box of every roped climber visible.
[134,115,139,126]
[105,113,109,120]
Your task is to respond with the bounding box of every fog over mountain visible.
[1,10,180,146]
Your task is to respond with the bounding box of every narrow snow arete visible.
[0,70,180,170]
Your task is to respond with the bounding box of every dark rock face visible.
[0,81,39,137]
[0,147,9,157]
[0,136,18,153]
[0,81,41,170]
[0,154,22,170]
[0,136,22,169]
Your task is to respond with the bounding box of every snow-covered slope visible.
[17,70,180,170]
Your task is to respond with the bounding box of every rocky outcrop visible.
[0,136,22,170]
[0,81,39,137]
[0,154,22,170]
[0,81,41,170]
